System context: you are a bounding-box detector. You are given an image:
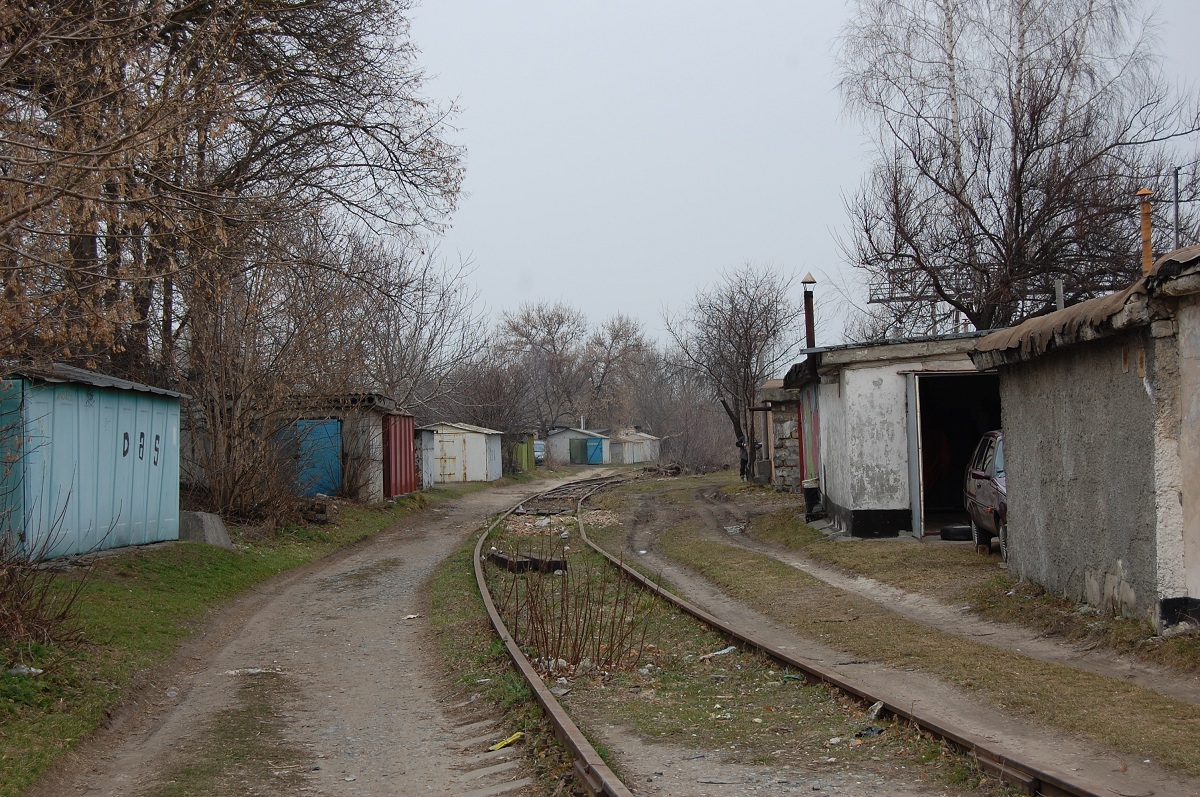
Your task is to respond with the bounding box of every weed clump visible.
[488,531,657,677]
[0,534,87,669]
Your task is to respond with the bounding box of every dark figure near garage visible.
[736,437,749,481]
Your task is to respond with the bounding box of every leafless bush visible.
[0,527,88,667]
[490,534,656,676]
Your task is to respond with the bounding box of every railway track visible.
[474,474,1105,797]
[473,476,635,797]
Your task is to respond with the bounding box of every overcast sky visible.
[410,0,1200,345]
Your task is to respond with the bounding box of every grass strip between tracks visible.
[428,533,576,795]
[487,504,1019,795]
[657,517,1200,777]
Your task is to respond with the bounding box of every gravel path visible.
[33,479,574,797]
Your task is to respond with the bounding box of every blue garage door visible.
[293,419,342,497]
[586,438,603,465]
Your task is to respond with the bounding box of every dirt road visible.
[32,473,975,797]
[34,479,568,797]
[32,472,1200,797]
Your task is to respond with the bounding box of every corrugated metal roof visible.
[417,421,503,435]
[7,363,189,399]
[971,245,1200,369]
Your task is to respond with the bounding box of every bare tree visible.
[180,214,346,518]
[1,0,464,371]
[437,345,537,433]
[838,0,1200,336]
[493,304,653,434]
[2,0,468,517]
[579,314,649,428]
[622,348,730,468]
[664,263,805,462]
[496,302,591,434]
[354,244,485,414]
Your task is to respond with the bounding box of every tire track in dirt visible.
[601,479,1200,797]
[691,490,1200,707]
[30,479,594,797]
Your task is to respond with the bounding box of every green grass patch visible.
[0,493,447,797]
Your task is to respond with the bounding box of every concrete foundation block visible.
[179,511,234,550]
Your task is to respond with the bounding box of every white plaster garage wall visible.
[819,363,910,518]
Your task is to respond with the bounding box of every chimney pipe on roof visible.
[1138,188,1154,274]
[802,273,817,379]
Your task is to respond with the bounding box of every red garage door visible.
[383,413,416,497]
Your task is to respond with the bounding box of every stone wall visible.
[762,384,803,493]
[772,410,802,492]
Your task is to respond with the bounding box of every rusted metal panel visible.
[383,413,416,497]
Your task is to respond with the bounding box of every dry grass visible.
[658,521,1200,776]
[504,503,1012,793]
[554,562,1010,794]
[748,506,1002,601]
[563,640,997,791]
[745,504,1200,675]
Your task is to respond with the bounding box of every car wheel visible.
[998,521,1009,563]
[970,517,991,551]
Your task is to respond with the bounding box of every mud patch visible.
[144,671,306,797]
[318,557,405,593]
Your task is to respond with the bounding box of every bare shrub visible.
[0,532,87,667]
[489,534,656,676]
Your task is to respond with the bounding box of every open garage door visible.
[907,372,1001,537]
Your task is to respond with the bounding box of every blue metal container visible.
[0,365,185,558]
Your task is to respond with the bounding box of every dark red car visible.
[964,431,1007,560]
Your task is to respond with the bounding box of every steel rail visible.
[473,477,635,797]
[573,486,1102,797]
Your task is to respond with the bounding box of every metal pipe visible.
[1138,188,1154,274]
[803,288,816,349]
[1174,166,1181,251]
[802,273,817,379]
